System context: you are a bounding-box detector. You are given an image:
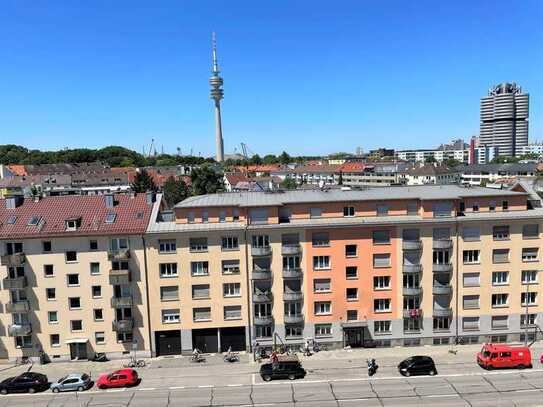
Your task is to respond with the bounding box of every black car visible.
[0,372,49,394]
[398,356,437,377]
[260,356,306,381]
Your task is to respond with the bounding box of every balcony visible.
[108,249,130,261]
[254,315,274,325]
[252,292,273,303]
[112,319,134,333]
[283,292,303,301]
[109,269,130,285]
[282,268,303,279]
[403,309,422,318]
[3,276,27,290]
[403,286,422,296]
[433,239,453,249]
[6,300,30,313]
[433,283,452,295]
[402,240,423,251]
[284,314,304,324]
[252,269,272,280]
[8,323,32,337]
[433,307,452,317]
[403,264,422,274]
[111,296,133,307]
[433,264,453,273]
[252,246,272,257]
[281,244,301,255]
[0,253,25,267]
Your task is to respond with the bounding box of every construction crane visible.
[240,142,256,159]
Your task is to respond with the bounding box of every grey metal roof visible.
[175,185,526,208]
[457,163,537,173]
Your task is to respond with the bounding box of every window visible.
[221,236,239,250]
[404,317,421,332]
[224,305,242,320]
[492,271,509,286]
[346,288,358,301]
[65,251,77,263]
[283,256,300,270]
[193,307,211,322]
[15,335,32,348]
[373,253,391,268]
[403,273,420,289]
[373,230,390,245]
[493,226,510,240]
[489,201,496,211]
[252,235,270,248]
[376,204,389,216]
[433,317,451,331]
[374,276,391,290]
[223,283,241,297]
[256,326,272,338]
[463,295,480,309]
[94,309,104,321]
[95,332,105,344]
[158,239,176,253]
[521,313,537,327]
[222,260,240,275]
[42,241,52,252]
[472,202,479,212]
[189,238,208,252]
[285,325,303,337]
[314,279,331,292]
[92,285,102,298]
[433,228,450,240]
[187,212,195,223]
[313,256,330,270]
[492,293,509,308]
[48,311,58,324]
[312,232,329,247]
[69,297,81,309]
[162,309,180,323]
[343,206,355,217]
[254,303,272,318]
[463,273,480,287]
[433,202,453,217]
[347,310,358,321]
[314,301,331,315]
[160,286,179,301]
[402,229,420,241]
[502,200,509,210]
[522,270,538,284]
[462,227,480,242]
[46,287,56,300]
[160,263,178,278]
[521,292,537,306]
[110,237,129,252]
[90,240,98,251]
[201,210,208,223]
[493,249,509,263]
[90,262,100,275]
[219,210,226,223]
[232,208,240,221]
[44,264,54,277]
[346,266,358,279]
[345,244,357,257]
[407,201,418,215]
[491,315,508,330]
[67,274,79,286]
[310,207,323,218]
[522,248,538,262]
[27,215,41,226]
[70,320,83,332]
[374,298,391,313]
[105,213,116,224]
[315,324,332,337]
[462,316,479,331]
[50,334,60,347]
[374,320,391,334]
[191,261,209,276]
[248,208,268,224]
[463,250,480,264]
[523,224,539,239]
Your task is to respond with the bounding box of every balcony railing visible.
[433,283,452,295]
[403,286,422,296]
[108,249,130,261]
[403,309,423,318]
[3,276,27,290]
[252,292,273,303]
[403,264,422,274]
[0,253,25,267]
[252,269,272,280]
[282,268,303,279]
[112,319,134,333]
[8,323,32,337]
[433,239,453,249]
[6,300,30,313]
[433,263,453,273]
[283,292,303,301]
[284,314,304,324]
[251,246,272,257]
[111,296,133,308]
[254,315,274,325]
[402,240,422,251]
[433,307,453,317]
[109,269,130,285]
[281,244,301,255]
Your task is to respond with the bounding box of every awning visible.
[65,338,89,344]
[341,321,368,329]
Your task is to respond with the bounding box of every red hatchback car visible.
[96,369,139,389]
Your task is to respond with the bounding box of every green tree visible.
[280,177,297,190]
[279,151,291,164]
[445,158,462,167]
[262,154,278,164]
[163,176,190,206]
[425,155,437,164]
[250,154,262,165]
[190,165,224,195]
[131,169,157,193]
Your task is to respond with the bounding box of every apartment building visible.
[0,193,156,361]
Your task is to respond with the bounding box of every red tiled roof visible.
[225,173,250,185]
[7,165,27,176]
[0,194,154,239]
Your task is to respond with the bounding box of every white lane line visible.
[106,388,127,392]
[198,385,213,388]
[515,389,540,393]
[227,384,244,387]
[252,373,256,385]
[426,394,459,398]
[337,398,372,402]
[138,387,156,391]
[169,386,185,390]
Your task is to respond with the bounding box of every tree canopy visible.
[163,176,190,206]
[131,169,157,193]
[190,164,224,195]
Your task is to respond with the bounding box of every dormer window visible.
[105,213,117,224]
[28,216,42,226]
[7,216,17,225]
[65,217,81,231]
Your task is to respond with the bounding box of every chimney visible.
[5,195,24,209]
[146,191,156,205]
[104,194,115,208]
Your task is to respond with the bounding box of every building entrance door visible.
[69,342,88,360]
[344,328,364,348]
[155,330,182,356]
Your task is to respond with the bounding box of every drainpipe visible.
[141,236,154,357]
[244,225,253,353]
[454,219,460,344]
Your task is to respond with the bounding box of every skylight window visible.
[136,212,144,219]
[105,213,117,224]
[28,216,42,226]
[7,216,17,225]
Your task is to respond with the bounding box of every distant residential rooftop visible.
[175,184,526,208]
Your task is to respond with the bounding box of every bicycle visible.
[124,359,146,368]
[15,356,31,366]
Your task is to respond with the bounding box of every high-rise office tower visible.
[209,32,225,162]
[480,82,529,157]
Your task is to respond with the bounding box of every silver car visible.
[50,373,91,393]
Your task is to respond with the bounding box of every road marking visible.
[252,373,256,385]
[426,394,458,398]
[337,398,372,402]
[515,389,540,393]
[106,388,126,392]
[138,387,156,391]
[169,386,185,390]
[227,384,244,387]
[198,385,213,388]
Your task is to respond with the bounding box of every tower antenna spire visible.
[212,32,219,74]
[209,32,225,162]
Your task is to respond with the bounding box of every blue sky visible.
[0,0,542,157]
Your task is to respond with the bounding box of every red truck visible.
[477,343,532,370]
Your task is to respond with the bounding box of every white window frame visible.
[314,301,331,315]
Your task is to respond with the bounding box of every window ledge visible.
[193,319,212,322]
[373,332,392,336]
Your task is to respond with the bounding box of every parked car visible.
[0,372,49,395]
[50,373,92,393]
[96,369,138,389]
[477,343,532,370]
[398,356,437,377]
[260,355,306,381]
